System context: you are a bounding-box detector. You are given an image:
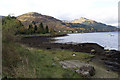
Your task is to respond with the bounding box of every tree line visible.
[18,22,55,34]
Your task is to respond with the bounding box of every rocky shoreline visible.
[20,35,120,76]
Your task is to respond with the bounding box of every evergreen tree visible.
[28,24,34,34]
[34,25,37,33]
[38,23,45,34]
[45,25,49,33]
[28,24,32,29]
[32,21,36,25]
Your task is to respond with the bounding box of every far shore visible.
[18,31,119,37]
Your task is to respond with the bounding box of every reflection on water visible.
[54,32,118,50]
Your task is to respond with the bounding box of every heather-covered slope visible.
[17,12,72,31]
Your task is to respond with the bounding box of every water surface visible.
[54,32,118,50]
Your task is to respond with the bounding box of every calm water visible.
[54,32,119,50]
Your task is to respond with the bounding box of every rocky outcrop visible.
[58,43,104,54]
[59,60,95,77]
[103,50,120,72]
[75,65,95,77]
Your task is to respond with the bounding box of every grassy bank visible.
[3,40,94,78]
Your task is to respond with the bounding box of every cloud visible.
[0,0,119,26]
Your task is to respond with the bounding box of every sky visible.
[0,0,119,26]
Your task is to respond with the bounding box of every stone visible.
[72,53,76,56]
[59,61,77,69]
[91,49,95,52]
[76,65,95,77]
[52,63,56,66]
[59,60,95,77]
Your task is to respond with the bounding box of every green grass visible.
[36,49,94,61]
[3,41,94,78]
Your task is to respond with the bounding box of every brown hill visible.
[17,12,72,31]
[67,17,117,32]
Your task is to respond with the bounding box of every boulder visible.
[59,60,95,77]
[76,65,95,77]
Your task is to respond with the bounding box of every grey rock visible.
[76,65,95,77]
[59,60,95,77]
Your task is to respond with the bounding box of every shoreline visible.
[19,33,68,38]
[63,31,119,35]
[53,32,118,51]
[19,35,120,75]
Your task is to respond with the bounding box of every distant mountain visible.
[17,12,72,31]
[17,12,117,32]
[64,17,118,32]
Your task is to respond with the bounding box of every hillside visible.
[68,17,117,32]
[17,12,72,31]
[17,12,117,33]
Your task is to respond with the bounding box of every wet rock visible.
[103,50,120,72]
[104,60,120,71]
[104,61,120,66]
[73,43,104,54]
[107,66,119,71]
[105,50,120,58]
